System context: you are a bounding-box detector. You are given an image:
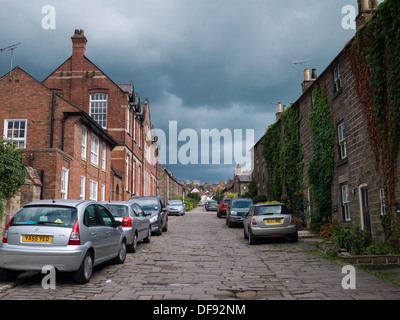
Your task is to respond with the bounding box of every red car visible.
[217,198,231,218]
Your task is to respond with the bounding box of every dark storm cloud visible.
[0,0,368,183]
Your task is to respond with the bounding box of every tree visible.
[0,140,26,218]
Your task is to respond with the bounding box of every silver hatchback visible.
[243,203,298,244]
[0,200,127,284]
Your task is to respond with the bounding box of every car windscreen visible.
[103,205,129,217]
[255,205,290,216]
[232,200,253,209]
[11,206,78,228]
[131,199,159,211]
[223,199,231,204]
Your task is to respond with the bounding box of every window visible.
[81,126,87,159]
[133,115,136,141]
[380,188,387,215]
[61,167,69,199]
[84,205,101,227]
[89,180,98,201]
[333,65,342,93]
[102,142,106,170]
[127,108,130,134]
[80,176,86,200]
[90,93,108,129]
[101,184,106,201]
[97,205,114,227]
[126,155,130,191]
[3,119,27,149]
[91,134,99,165]
[341,184,351,221]
[337,121,347,160]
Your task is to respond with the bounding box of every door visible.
[97,204,120,258]
[84,204,108,262]
[132,203,147,240]
[361,187,371,235]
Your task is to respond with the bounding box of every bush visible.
[252,195,268,204]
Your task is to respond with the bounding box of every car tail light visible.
[2,220,11,244]
[252,218,257,225]
[290,216,295,224]
[68,220,80,245]
[122,217,132,227]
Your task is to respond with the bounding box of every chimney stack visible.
[356,0,378,30]
[71,29,87,70]
[302,68,317,93]
[276,101,282,121]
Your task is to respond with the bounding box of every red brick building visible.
[0,67,118,201]
[42,29,158,200]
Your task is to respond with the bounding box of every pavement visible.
[0,206,400,300]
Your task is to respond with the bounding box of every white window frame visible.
[89,180,98,201]
[3,119,28,149]
[89,93,108,129]
[334,65,342,92]
[91,134,99,166]
[341,184,351,221]
[101,184,106,201]
[127,108,130,134]
[380,188,387,215]
[126,155,130,191]
[80,176,86,200]
[102,142,107,170]
[338,122,347,160]
[81,126,87,159]
[61,167,69,199]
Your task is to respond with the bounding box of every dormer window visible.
[90,93,108,129]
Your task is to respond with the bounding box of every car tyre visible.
[290,231,298,243]
[114,240,127,264]
[0,268,19,282]
[127,233,138,253]
[243,228,248,239]
[143,227,151,243]
[248,228,256,245]
[74,251,93,284]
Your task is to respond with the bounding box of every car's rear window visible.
[232,200,253,208]
[255,205,290,216]
[11,206,78,228]
[103,205,129,217]
[131,199,158,211]
[223,199,231,204]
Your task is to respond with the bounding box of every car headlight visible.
[231,211,237,215]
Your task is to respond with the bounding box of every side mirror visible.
[144,211,152,216]
[114,221,122,228]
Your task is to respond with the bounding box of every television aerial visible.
[0,42,21,80]
[292,59,310,68]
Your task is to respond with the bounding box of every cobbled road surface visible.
[1,206,400,300]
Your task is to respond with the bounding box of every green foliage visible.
[280,105,304,220]
[184,197,197,212]
[187,191,201,202]
[308,86,335,231]
[225,192,237,199]
[261,122,282,201]
[349,0,400,249]
[0,140,26,218]
[252,194,268,204]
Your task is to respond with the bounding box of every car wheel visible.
[290,232,298,243]
[154,224,162,236]
[74,251,93,284]
[217,211,221,218]
[248,228,256,245]
[143,227,151,243]
[243,228,248,239]
[228,218,234,228]
[162,220,168,232]
[127,233,138,253]
[0,268,19,282]
[114,241,127,264]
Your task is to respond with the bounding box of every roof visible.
[237,174,252,182]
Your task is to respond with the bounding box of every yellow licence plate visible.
[22,235,52,243]
[265,219,282,224]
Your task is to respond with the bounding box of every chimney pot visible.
[303,68,310,81]
[277,101,282,113]
[311,68,317,79]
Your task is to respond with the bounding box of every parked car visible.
[167,200,185,216]
[0,200,127,284]
[102,201,151,252]
[226,198,253,227]
[206,201,218,211]
[129,196,168,236]
[243,203,298,244]
[217,198,231,218]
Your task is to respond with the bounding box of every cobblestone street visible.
[1,207,400,300]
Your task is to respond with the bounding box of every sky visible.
[0,0,369,184]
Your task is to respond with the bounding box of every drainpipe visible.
[50,91,56,148]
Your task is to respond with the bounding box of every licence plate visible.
[22,235,52,243]
[265,219,282,224]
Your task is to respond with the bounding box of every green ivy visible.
[308,86,335,231]
[280,105,304,220]
[349,0,400,250]
[0,140,26,220]
[261,122,282,201]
